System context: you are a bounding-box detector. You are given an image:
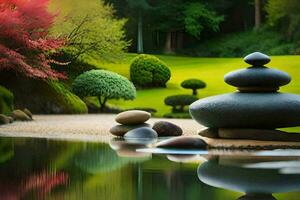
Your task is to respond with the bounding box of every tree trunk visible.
[137,10,144,53]
[254,0,261,30]
[192,89,197,96]
[98,96,107,112]
[176,31,183,50]
[164,31,173,54]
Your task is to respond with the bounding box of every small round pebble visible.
[156,137,207,149]
[124,127,158,139]
[152,121,183,137]
[115,110,151,125]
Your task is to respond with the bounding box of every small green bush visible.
[181,79,206,95]
[73,70,136,111]
[130,54,171,88]
[164,95,198,113]
[0,86,14,115]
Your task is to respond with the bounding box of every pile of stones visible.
[0,108,33,125]
[110,110,183,139]
[110,110,209,150]
[191,52,300,141]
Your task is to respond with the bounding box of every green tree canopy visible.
[266,0,300,40]
[72,70,136,111]
[50,0,129,62]
[164,95,198,113]
[181,79,206,95]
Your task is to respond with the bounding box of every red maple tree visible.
[0,0,66,79]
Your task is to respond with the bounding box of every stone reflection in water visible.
[198,155,300,200]
[109,138,151,159]
[109,137,155,158]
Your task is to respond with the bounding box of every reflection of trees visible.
[74,144,130,174]
[0,138,14,164]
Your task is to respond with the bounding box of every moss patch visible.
[0,86,14,115]
[0,73,87,114]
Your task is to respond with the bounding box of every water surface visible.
[0,137,299,200]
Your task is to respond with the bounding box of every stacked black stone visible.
[189,52,300,129]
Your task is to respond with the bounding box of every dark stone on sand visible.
[152,121,183,137]
[156,137,207,149]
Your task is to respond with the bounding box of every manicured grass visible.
[100,54,300,119]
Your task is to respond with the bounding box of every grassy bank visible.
[99,54,300,117]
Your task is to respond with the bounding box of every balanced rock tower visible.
[190,52,300,138]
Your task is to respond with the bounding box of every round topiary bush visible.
[130,54,171,88]
[181,79,206,95]
[164,95,198,113]
[72,70,136,111]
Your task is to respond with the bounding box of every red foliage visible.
[0,0,66,79]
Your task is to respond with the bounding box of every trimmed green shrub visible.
[73,70,136,111]
[130,54,171,88]
[181,79,206,95]
[0,86,14,115]
[164,95,198,113]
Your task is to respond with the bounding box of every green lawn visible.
[99,54,300,119]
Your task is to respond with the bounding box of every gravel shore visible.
[0,114,204,141]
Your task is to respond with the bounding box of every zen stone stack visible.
[190,52,300,140]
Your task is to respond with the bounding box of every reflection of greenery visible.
[75,144,134,174]
[0,138,14,163]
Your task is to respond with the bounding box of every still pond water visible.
[0,136,300,200]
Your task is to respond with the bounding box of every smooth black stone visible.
[124,127,158,139]
[152,121,183,137]
[110,123,150,137]
[244,52,270,66]
[224,67,291,88]
[189,92,300,128]
[156,137,207,149]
